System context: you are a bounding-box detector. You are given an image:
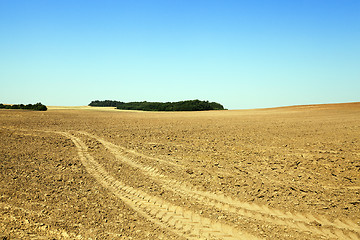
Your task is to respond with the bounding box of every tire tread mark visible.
[80,131,360,240]
[63,132,257,240]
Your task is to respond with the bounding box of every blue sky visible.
[0,0,359,109]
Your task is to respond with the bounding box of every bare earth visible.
[1,103,359,239]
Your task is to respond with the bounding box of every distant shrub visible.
[0,102,47,111]
[33,102,47,111]
[89,100,121,107]
[89,99,226,111]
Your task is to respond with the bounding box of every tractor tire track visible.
[79,131,360,240]
[62,132,258,240]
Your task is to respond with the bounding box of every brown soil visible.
[1,103,359,239]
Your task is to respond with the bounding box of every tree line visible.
[89,100,225,111]
[0,102,47,111]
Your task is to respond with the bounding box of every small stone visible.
[310,221,321,226]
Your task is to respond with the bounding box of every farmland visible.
[1,103,359,239]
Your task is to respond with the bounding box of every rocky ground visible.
[0,103,359,239]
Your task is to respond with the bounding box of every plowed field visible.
[1,103,359,239]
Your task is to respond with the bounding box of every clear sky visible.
[0,0,359,109]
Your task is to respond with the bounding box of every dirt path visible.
[77,131,360,240]
[62,132,259,239]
